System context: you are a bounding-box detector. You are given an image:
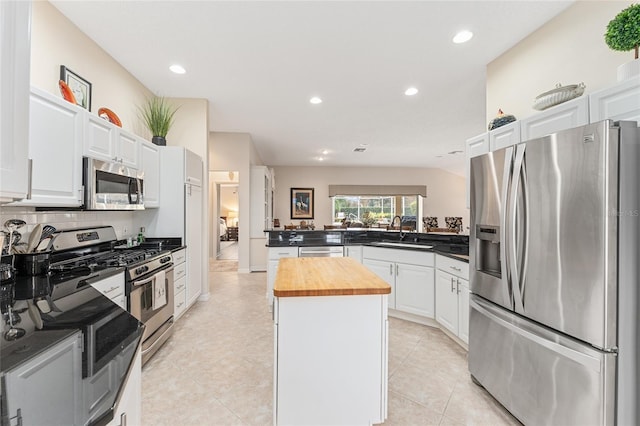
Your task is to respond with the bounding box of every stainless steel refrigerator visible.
[469,120,639,425]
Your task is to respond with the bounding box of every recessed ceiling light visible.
[169,64,186,74]
[322,150,329,155]
[405,87,419,96]
[310,97,322,104]
[318,157,324,161]
[453,30,473,44]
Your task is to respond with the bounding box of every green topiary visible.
[605,3,640,59]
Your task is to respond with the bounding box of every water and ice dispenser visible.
[475,225,501,278]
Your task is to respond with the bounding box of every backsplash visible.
[0,207,136,244]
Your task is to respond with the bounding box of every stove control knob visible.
[136,266,149,275]
[160,256,171,264]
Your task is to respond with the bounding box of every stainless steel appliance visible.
[83,157,144,210]
[469,120,639,425]
[298,246,344,257]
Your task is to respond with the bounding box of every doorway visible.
[211,171,239,269]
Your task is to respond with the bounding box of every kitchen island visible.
[273,257,390,426]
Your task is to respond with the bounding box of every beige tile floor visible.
[141,263,521,426]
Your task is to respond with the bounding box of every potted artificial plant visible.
[139,96,179,146]
[605,3,640,81]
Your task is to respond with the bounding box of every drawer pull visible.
[450,266,462,272]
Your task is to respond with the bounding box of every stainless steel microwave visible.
[83,157,144,210]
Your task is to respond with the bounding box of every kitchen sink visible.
[373,242,433,250]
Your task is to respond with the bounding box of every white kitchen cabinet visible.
[140,140,160,207]
[91,271,126,310]
[274,293,388,425]
[173,248,187,319]
[139,148,204,316]
[3,331,83,426]
[84,118,139,168]
[589,76,640,124]
[363,246,435,318]
[250,166,274,272]
[435,254,469,344]
[266,246,298,306]
[106,345,142,426]
[10,87,84,207]
[465,133,490,209]
[521,96,589,141]
[489,121,521,151]
[0,0,31,203]
[344,245,363,263]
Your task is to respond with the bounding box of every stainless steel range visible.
[37,226,175,365]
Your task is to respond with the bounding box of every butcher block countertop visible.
[274,257,391,297]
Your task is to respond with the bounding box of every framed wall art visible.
[60,65,92,111]
[290,188,314,219]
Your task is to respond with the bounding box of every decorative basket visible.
[533,83,585,111]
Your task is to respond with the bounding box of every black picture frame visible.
[290,188,314,219]
[60,65,92,111]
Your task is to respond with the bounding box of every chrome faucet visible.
[391,216,402,229]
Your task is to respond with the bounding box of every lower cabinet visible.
[173,248,187,319]
[344,245,363,263]
[266,247,298,306]
[3,331,83,426]
[106,346,142,426]
[362,247,435,318]
[435,255,470,344]
[91,271,126,310]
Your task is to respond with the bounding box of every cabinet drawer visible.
[174,263,187,281]
[173,249,186,265]
[268,247,298,260]
[174,276,186,294]
[174,288,187,318]
[363,246,434,267]
[436,255,469,280]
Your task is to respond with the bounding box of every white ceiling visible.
[51,1,572,175]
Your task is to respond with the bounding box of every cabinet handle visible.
[395,264,399,275]
[26,159,33,200]
[10,408,22,426]
[456,279,461,294]
[450,266,462,272]
[451,278,456,292]
[389,264,393,275]
[119,412,127,426]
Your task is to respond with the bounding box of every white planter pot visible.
[617,58,640,81]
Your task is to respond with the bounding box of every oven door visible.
[83,157,144,210]
[129,266,174,347]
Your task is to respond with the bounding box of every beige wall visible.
[166,98,209,161]
[31,1,152,133]
[272,166,469,234]
[486,1,634,125]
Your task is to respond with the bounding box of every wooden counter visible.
[273,257,391,297]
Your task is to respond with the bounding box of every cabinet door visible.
[13,87,83,207]
[185,148,203,186]
[85,112,116,161]
[140,140,160,207]
[489,121,520,151]
[91,272,125,309]
[521,97,589,141]
[84,360,116,424]
[589,77,640,123]
[363,259,395,309]
[174,277,187,318]
[115,129,139,168]
[185,183,203,307]
[267,259,280,305]
[4,332,83,426]
[345,245,362,263]
[107,348,142,426]
[0,1,31,203]
[395,263,434,318]
[458,278,470,344]
[435,269,459,335]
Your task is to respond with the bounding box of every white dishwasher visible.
[298,246,344,257]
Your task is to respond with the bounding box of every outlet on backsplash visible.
[123,226,128,235]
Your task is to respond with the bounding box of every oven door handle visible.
[132,274,156,288]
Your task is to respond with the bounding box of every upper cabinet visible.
[84,119,139,169]
[520,96,589,141]
[489,121,520,151]
[139,140,160,208]
[11,87,83,207]
[0,1,31,203]
[589,76,640,124]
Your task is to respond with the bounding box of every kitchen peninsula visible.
[273,257,390,425]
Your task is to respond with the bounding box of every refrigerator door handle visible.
[510,144,526,314]
[500,147,515,306]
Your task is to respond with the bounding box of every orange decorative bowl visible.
[58,80,77,105]
[98,108,122,127]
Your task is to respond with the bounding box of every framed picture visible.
[60,65,92,111]
[290,188,314,219]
